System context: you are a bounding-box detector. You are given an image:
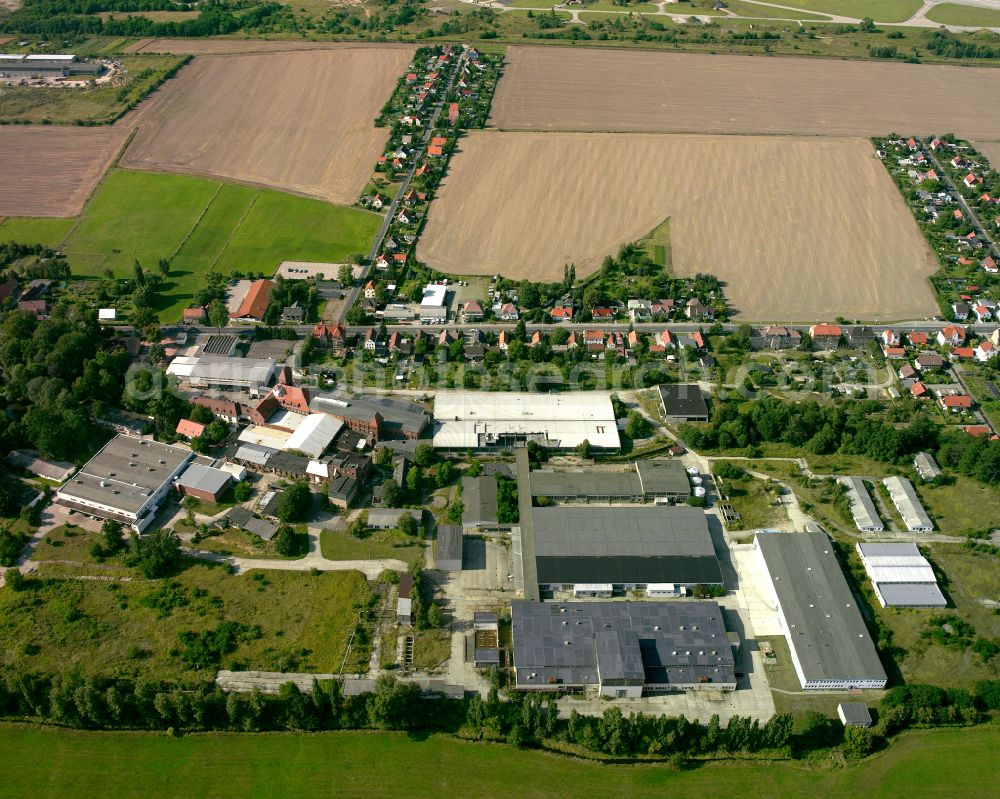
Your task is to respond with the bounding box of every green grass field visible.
[320,528,424,565]
[722,0,831,19]
[0,54,187,124]
[769,0,921,22]
[0,559,373,680]
[0,170,381,322]
[637,217,672,270]
[0,724,995,798]
[925,3,1000,26]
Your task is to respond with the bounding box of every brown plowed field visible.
[491,46,1000,140]
[973,141,1000,167]
[417,132,938,322]
[124,38,409,55]
[120,48,413,204]
[0,126,130,217]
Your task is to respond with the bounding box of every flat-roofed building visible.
[7,450,75,483]
[55,435,193,532]
[511,600,736,697]
[837,476,884,532]
[856,543,946,608]
[528,459,689,504]
[433,391,620,451]
[309,392,428,441]
[913,452,941,482]
[167,355,276,394]
[754,532,887,690]
[526,505,722,597]
[883,476,933,532]
[658,384,709,421]
[838,702,873,728]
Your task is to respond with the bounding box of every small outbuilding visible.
[837,702,873,728]
[436,524,464,571]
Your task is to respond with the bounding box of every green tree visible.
[233,481,253,503]
[576,439,591,459]
[397,512,418,537]
[274,525,302,557]
[277,481,312,524]
[207,299,229,332]
[126,529,182,579]
[406,465,422,496]
[414,443,436,468]
[842,725,878,758]
[101,519,125,554]
[338,263,354,286]
[625,411,651,439]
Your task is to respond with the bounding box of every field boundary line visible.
[207,188,262,274]
[167,181,224,263]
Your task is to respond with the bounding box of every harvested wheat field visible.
[973,141,1000,167]
[492,46,1000,140]
[0,126,130,217]
[120,47,413,204]
[124,38,404,55]
[418,132,938,322]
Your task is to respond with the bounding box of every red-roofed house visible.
[499,303,519,321]
[883,347,906,359]
[881,329,900,347]
[983,256,998,273]
[552,306,574,321]
[18,299,47,319]
[583,330,605,352]
[809,324,842,349]
[907,331,928,347]
[448,102,459,124]
[591,307,614,321]
[176,419,206,440]
[183,306,205,324]
[427,145,444,157]
[963,425,993,437]
[937,325,966,347]
[910,381,928,398]
[230,279,273,321]
[964,173,980,188]
[975,340,997,361]
[940,394,973,412]
[951,347,975,360]
[462,301,483,322]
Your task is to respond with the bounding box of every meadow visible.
[0,170,381,321]
[0,725,995,799]
[0,542,373,680]
[925,3,1000,26]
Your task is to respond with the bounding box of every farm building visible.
[435,524,464,571]
[174,463,233,503]
[55,435,193,532]
[837,476,884,532]
[224,506,278,541]
[0,53,104,78]
[6,450,75,483]
[511,600,736,697]
[882,476,933,532]
[229,279,273,321]
[658,384,709,421]
[432,391,620,451]
[753,532,887,690]
[856,543,946,608]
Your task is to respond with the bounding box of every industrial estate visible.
[0,0,999,795]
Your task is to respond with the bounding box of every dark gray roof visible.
[529,470,642,499]
[309,392,429,436]
[838,702,872,726]
[512,600,734,689]
[658,383,709,418]
[461,475,498,525]
[474,648,500,664]
[328,475,358,501]
[756,533,887,685]
[224,506,278,540]
[635,459,691,497]
[530,505,721,586]
[474,611,499,625]
[436,524,464,564]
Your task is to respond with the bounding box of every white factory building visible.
[432,391,621,451]
[856,543,946,608]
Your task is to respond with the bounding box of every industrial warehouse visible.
[511,600,737,696]
[856,543,947,608]
[0,53,105,79]
[754,533,888,690]
[527,459,691,504]
[432,391,620,451]
[55,435,193,532]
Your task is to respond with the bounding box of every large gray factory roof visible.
[530,505,722,586]
[511,600,735,689]
[58,435,192,515]
[756,533,887,685]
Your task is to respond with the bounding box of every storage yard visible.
[418,132,938,321]
[0,126,129,216]
[120,47,413,204]
[490,46,1000,140]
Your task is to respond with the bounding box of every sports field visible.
[0,725,995,799]
[0,126,130,217]
[0,170,381,321]
[418,132,937,321]
[121,47,412,203]
[490,46,1000,140]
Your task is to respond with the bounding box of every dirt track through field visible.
[417,131,938,322]
[120,48,413,204]
[0,126,130,217]
[124,38,409,55]
[492,46,1000,140]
